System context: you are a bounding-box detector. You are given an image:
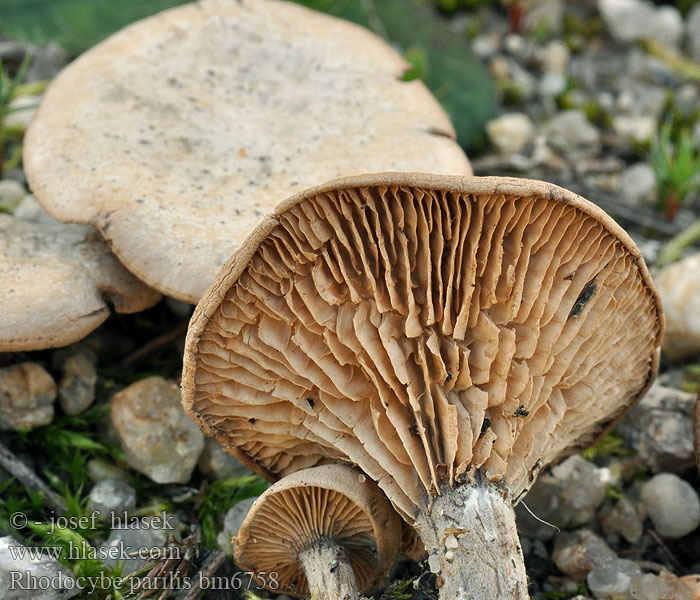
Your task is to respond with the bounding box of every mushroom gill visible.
[183,173,663,597]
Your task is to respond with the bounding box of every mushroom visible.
[0,214,160,352]
[182,173,663,598]
[23,0,471,304]
[234,464,401,599]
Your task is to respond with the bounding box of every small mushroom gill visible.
[193,183,659,521]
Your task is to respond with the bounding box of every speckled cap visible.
[0,214,160,351]
[23,0,471,303]
[182,173,663,521]
[234,464,401,598]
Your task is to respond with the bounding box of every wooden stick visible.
[0,439,68,515]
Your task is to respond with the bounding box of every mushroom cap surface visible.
[23,0,471,303]
[234,464,401,597]
[0,214,160,351]
[183,173,663,521]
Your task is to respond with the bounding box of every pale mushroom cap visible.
[23,0,471,304]
[183,173,663,521]
[0,215,160,351]
[234,464,401,597]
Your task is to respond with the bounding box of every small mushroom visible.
[183,173,663,598]
[24,0,471,303]
[234,464,401,599]
[0,214,160,351]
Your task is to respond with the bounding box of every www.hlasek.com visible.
[6,511,278,594]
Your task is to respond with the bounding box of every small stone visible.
[613,115,656,144]
[486,113,535,155]
[444,550,455,561]
[587,558,642,600]
[110,376,205,483]
[445,535,459,550]
[539,72,567,98]
[87,458,129,483]
[552,529,617,581]
[688,5,700,62]
[198,437,253,480]
[640,473,700,538]
[620,162,656,206]
[0,179,26,213]
[471,34,499,60]
[537,40,570,74]
[598,496,645,544]
[12,194,59,224]
[0,363,56,431]
[3,95,40,130]
[57,351,97,415]
[599,0,681,46]
[629,572,694,600]
[26,43,69,82]
[0,536,80,600]
[88,479,137,522]
[524,0,564,36]
[517,455,607,539]
[217,497,257,556]
[428,554,440,574]
[543,110,601,159]
[617,384,696,473]
[99,520,169,574]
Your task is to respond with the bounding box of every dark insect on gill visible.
[568,277,597,319]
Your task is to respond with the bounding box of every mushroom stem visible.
[414,476,529,599]
[298,539,359,600]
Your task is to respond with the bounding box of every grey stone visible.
[0,536,80,599]
[217,497,258,556]
[543,110,601,159]
[25,43,68,83]
[640,473,700,538]
[3,95,40,130]
[471,34,500,60]
[486,113,535,155]
[110,377,204,483]
[598,0,682,46]
[87,458,129,483]
[612,115,656,144]
[57,351,97,415]
[617,384,696,473]
[516,455,607,539]
[537,40,570,74]
[524,0,564,36]
[12,195,60,225]
[587,558,642,600]
[0,363,56,431]
[99,520,169,574]
[598,496,645,544]
[0,179,26,214]
[198,437,253,481]
[620,162,656,206]
[539,72,567,98]
[552,529,617,581]
[688,4,700,62]
[88,479,137,523]
[629,572,694,600]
